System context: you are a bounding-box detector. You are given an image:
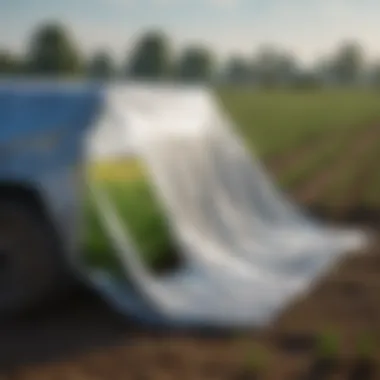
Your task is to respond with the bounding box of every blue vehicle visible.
[0,81,103,315]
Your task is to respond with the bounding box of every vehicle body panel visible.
[0,82,103,264]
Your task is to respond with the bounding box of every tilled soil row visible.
[322,132,380,220]
[266,131,335,176]
[275,125,371,192]
[265,120,373,179]
[293,124,380,206]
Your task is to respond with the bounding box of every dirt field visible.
[1,115,380,379]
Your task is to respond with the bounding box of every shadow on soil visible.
[0,284,246,373]
[0,286,131,371]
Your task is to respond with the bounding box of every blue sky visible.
[1,0,380,65]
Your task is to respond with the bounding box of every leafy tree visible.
[253,46,282,87]
[176,45,215,82]
[330,41,364,85]
[311,58,333,85]
[0,50,20,74]
[87,50,115,79]
[276,53,299,84]
[25,22,82,75]
[370,63,380,88]
[293,71,321,89]
[224,55,251,83]
[126,30,172,79]
[253,46,298,87]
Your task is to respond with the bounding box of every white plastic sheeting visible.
[86,83,368,328]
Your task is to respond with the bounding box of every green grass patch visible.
[83,174,175,274]
[218,88,380,158]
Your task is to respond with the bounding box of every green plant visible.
[244,343,270,373]
[315,328,341,360]
[356,332,376,360]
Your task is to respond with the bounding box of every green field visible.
[84,89,380,273]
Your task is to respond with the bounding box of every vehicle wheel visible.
[0,199,62,316]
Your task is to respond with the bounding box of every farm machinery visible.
[0,82,103,315]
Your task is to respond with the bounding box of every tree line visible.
[1,22,380,88]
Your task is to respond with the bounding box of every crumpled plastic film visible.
[86,84,368,328]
